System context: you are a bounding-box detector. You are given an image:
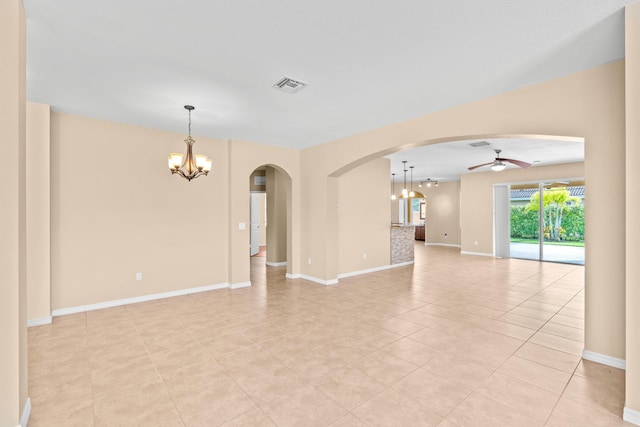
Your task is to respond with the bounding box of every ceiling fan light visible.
[491,161,506,172]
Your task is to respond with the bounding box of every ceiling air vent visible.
[272,76,308,94]
[469,141,490,148]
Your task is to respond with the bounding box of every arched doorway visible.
[248,165,292,279]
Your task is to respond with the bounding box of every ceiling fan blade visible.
[500,158,531,169]
[467,161,494,171]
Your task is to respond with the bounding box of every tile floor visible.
[28,244,631,426]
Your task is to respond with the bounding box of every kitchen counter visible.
[391,224,415,264]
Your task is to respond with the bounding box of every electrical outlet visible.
[308,257,312,265]
[363,253,367,260]
[474,241,478,246]
[136,272,142,281]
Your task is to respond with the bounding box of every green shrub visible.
[510,206,539,239]
[510,204,584,242]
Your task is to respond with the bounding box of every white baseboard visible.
[27,316,52,328]
[425,242,461,248]
[288,274,338,286]
[337,261,414,279]
[230,281,251,289]
[460,251,494,257]
[582,350,626,370]
[51,282,230,317]
[20,397,30,427]
[265,261,287,267]
[286,261,415,285]
[624,407,640,426]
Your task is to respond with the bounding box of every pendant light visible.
[409,166,415,197]
[390,173,397,200]
[168,105,213,181]
[401,161,409,198]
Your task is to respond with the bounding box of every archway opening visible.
[327,134,584,278]
[248,164,292,282]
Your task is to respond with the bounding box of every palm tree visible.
[526,188,580,241]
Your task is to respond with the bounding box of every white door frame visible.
[250,193,260,256]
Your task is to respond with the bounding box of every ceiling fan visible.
[468,149,531,172]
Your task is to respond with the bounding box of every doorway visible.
[250,192,266,257]
[506,180,585,264]
[248,165,290,269]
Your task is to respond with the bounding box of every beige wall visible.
[301,61,625,362]
[300,151,333,280]
[423,181,460,246]
[626,1,640,416]
[0,0,28,424]
[460,162,584,255]
[266,166,287,264]
[338,158,391,275]
[27,102,51,322]
[389,194,400,223]
[50,112,230,309]
[40,113,302,309]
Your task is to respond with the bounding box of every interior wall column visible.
[27,102,52,325]
[299,150,337,284]
[625,2,640,424]
[227,140,251,288]
[582,70,627,366]
[0,0,29,424]
[325,177,339,283]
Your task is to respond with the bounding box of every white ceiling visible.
[24,0,630,156]
[385,137,584,183]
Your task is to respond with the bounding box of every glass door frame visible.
[502,178,585,265]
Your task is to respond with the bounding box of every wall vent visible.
[469,141,490,148]
[272,76,308,94]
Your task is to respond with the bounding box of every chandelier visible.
[168,105,212,181]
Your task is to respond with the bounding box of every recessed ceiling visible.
[24,0,632,149]
[385,138,585,182]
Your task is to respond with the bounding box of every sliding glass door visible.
[509,180,584,265]
[509,183,541,261]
